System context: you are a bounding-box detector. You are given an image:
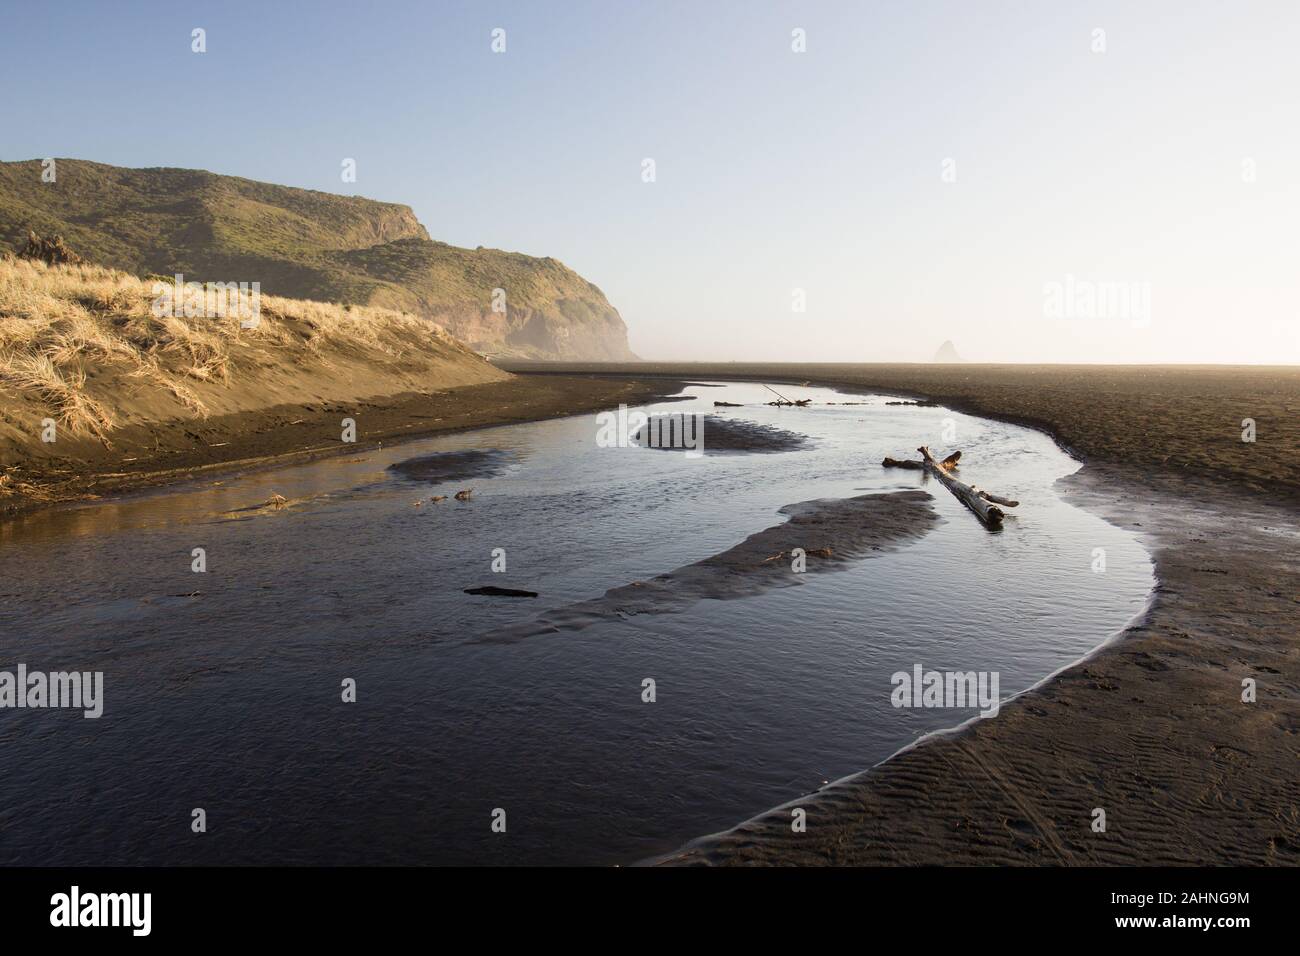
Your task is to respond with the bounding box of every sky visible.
[2,0,1298,363]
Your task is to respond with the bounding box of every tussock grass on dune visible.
[0,350,116,439]
[0,257,473,441]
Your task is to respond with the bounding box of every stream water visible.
[0,381,1153,865]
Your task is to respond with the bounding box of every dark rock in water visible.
[632,415,809,454]
[886,399,939,407]
[464,586,539,598]
[388,448,513,483]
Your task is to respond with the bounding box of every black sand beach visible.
[500,362,1300,866]
[4,360,1295,866]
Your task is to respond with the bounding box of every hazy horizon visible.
[3,0,1297,364]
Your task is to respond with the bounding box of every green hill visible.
[0,158,634,359]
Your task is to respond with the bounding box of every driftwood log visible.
[917,445,1018,528]
[885,448,1017,528]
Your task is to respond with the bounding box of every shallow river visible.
[0,381,1152,865]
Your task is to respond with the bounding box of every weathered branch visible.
[761,383,810,406]
[978,490,1020,508]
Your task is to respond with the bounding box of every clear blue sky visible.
[3,0,1297,362]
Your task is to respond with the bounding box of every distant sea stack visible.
[0,158,635,361]
[933,340,963,363]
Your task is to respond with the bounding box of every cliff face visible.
[0,159,635,360]
[337,238,633,359]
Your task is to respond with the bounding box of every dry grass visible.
[0,351,116,440]
[0,258,465,440]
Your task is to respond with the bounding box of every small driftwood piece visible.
[464,586,538,598]
[882,456,924,470]
[761,383,811,407]
[761,547,832,564]
[917,446,1018,528]
[883,450,960,471]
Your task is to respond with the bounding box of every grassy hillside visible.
[0,257,508,466]
[0,159,634,359]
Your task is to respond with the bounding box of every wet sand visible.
[634,415,811,454]
[503,362,1299,866]
[480,490,938,641]
[0,375,684,517]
